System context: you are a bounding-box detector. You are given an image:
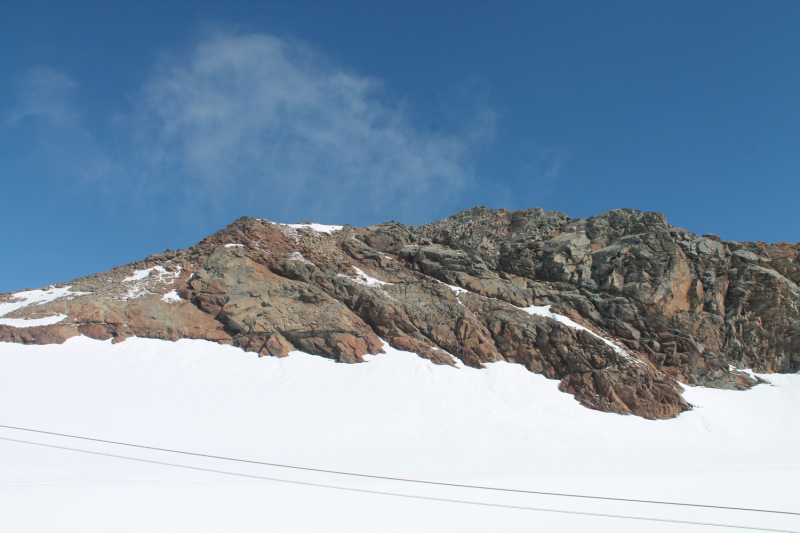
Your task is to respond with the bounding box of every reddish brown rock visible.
[0,324,79,344]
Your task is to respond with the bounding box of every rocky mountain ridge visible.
[2,207,798,420]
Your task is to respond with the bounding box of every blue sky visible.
[1,1,799,292]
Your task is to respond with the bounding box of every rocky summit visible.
[2,207,798,420]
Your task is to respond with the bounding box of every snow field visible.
[0,336,798,532]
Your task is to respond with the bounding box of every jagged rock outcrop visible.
[2,207,798,419]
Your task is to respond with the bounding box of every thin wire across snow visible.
[0,423,796,519]
[0,435,795,533]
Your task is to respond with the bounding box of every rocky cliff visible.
[2,207,798,419]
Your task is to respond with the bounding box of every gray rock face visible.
[2,207,797,419]
[412,208,799,381]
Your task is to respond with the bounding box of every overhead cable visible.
[0,436,796,533]
[0,423,796,517]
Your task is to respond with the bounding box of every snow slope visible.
[0,337,798,532]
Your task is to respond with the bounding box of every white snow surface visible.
[224,243,244,248]
[0,286,79,327]
[0,336,798,532]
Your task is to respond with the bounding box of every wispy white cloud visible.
[130,33,493,221]
[5,33,495,224]
[5,67,116,185]
[6,67,79,128]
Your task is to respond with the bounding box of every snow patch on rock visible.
[123,266,169,283]
[0,286,74,317]
[284,223,343,234]
[0,314,69,328]
[289,252,314,266]
[161,290,182,303]
[351,267,392,287]
[433,277,640,365]
[338,267,395,300]
[0,286,85,327]
[122,266,182,301]
[445,283,469,295]
[520,304,640,364]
